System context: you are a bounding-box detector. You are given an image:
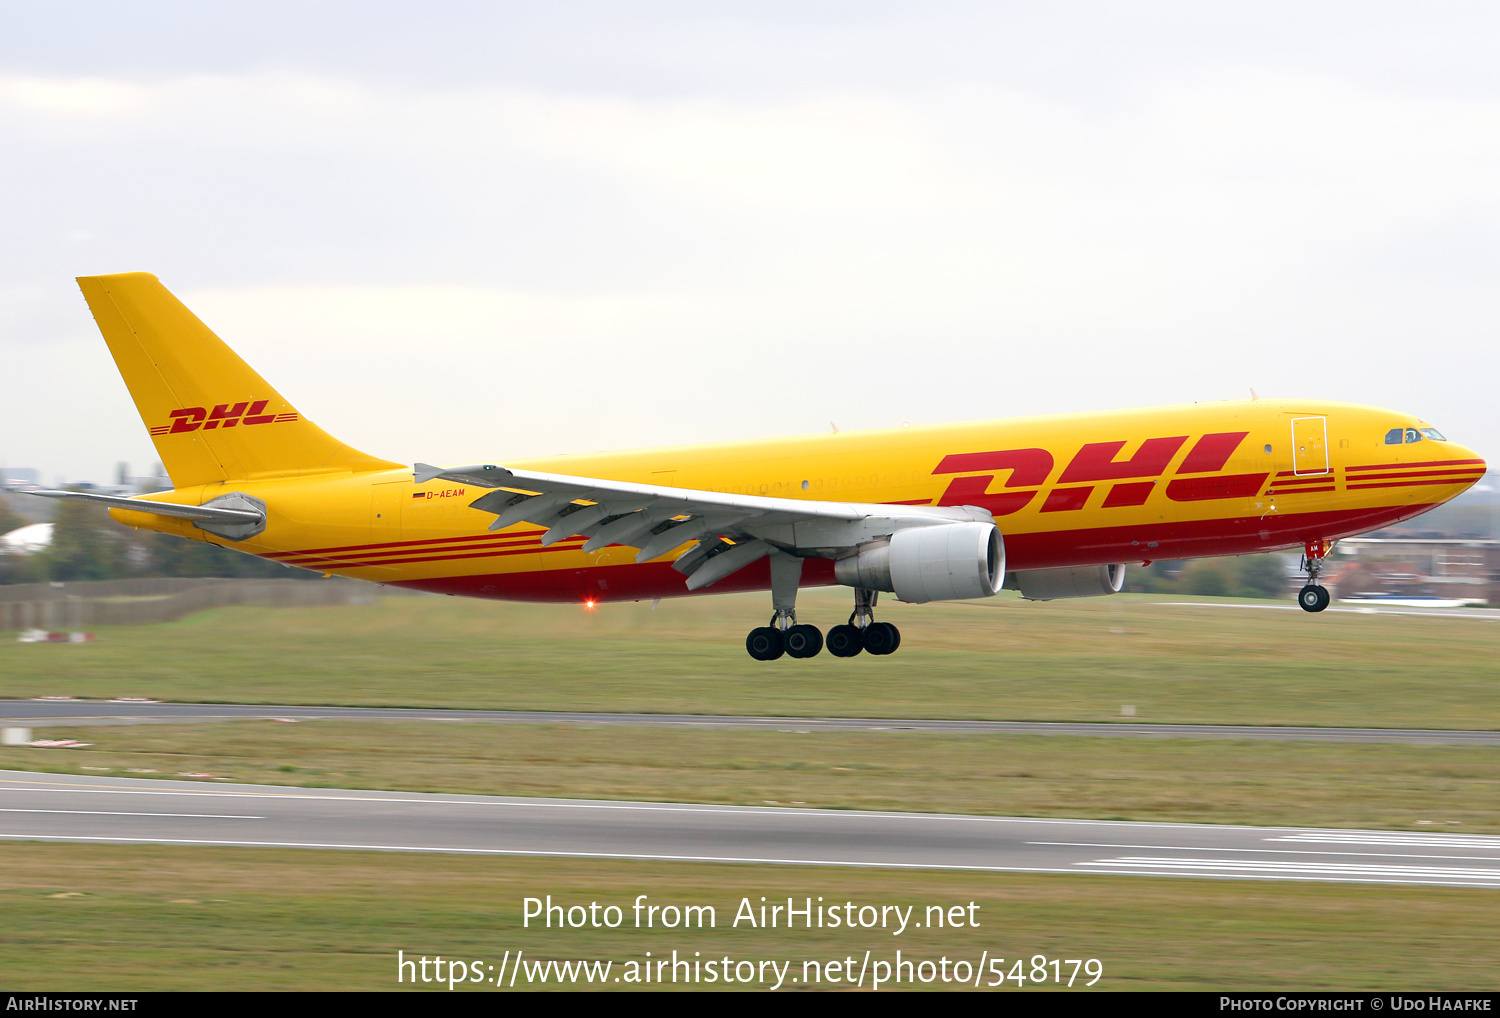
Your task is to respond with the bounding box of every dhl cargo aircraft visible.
[34,273,1488,659]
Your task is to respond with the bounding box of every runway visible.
[2,770,1497,889]
[3,699,1496,745]
[1149,601,1500,621]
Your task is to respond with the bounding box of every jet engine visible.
[1011,564,1127,600]
[834,521,1004,603]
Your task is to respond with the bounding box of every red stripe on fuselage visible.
[379,503,1439,603]
[394,556,840,603]
[277,535,552,563]
[1346,458,1485,472]
[1346,478,1482,491]
[1338,468,1484,483]
[264,529,550,559]
[287,541,589,571]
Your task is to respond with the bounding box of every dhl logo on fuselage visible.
[147,400,299,436]
[257,436,1483,574]
[935,431,1265,515]
[931,432,1485,515]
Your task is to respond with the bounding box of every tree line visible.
[1126,554,1291,598]
[0,495,315,584]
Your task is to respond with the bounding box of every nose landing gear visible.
[1298,539,1333,613]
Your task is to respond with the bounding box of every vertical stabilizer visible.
[77,272,400,487]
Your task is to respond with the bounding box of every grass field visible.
[3,842,1496,991]
[2,590,1498,728]
[3,720,1498,832]
[2,593,1496,991]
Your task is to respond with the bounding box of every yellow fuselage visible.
[114,398,1486,603]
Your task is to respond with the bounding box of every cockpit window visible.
[1420,428,1447,441]
[1384,428,1404,445]
[1405,428,1423,444]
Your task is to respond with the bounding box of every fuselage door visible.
[372,480,405,539]
[1291,416,1330,475]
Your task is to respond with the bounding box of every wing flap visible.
[411,461,994,587]
[684,539,771,590]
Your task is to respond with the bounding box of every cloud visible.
[2,63,1498,478]
[0,77,150,117]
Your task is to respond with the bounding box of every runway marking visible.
[1030,841,1500,862]
[3,833,1499,888]
[1152,602,1499,620]
[0,833,1107,873]
[0,780,1457,835]
[1079,856,1500,883]
[0,808,262,819]
[1271,832,1500,849]
[1,776,1490,839]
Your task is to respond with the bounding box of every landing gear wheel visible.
[745,626,785,660]
[784,624,823,659]
[862,621,902,655]
[826,624,863,658]
[1298,584,1330,613]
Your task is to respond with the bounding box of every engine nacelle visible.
[1011,564,1127,601]
[834,522,1004,603]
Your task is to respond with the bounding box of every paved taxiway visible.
[2,770,1497,888]
[3,700,1496,745]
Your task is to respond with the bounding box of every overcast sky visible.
[3,2,1497,483]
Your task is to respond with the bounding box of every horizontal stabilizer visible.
[26,489,264,524]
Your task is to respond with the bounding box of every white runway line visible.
[0,833,1088,874]
[0,808,263,818]
[1079,856,1500,883]
[1030,840,1500,862]
[1272,832,1500,849]
[1151,602,1500,620]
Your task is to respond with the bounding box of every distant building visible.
[1371,472,1499,540]
[1330,538,1500,606]
[0,468,41,490]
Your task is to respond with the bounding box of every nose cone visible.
[1454,443,1486,472]
[1449,443,1488,492]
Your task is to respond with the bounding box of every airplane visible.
[32,273,1488,659]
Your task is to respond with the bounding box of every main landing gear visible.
[743,555,902,660]
[1297,539,1333,613]
[745,617,824,661]
[825,587,900,658]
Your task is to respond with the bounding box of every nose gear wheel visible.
[1297,539,1334,613]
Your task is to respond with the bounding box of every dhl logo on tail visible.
[147,400,299,436]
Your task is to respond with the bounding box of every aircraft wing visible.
[413,462,991,590]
